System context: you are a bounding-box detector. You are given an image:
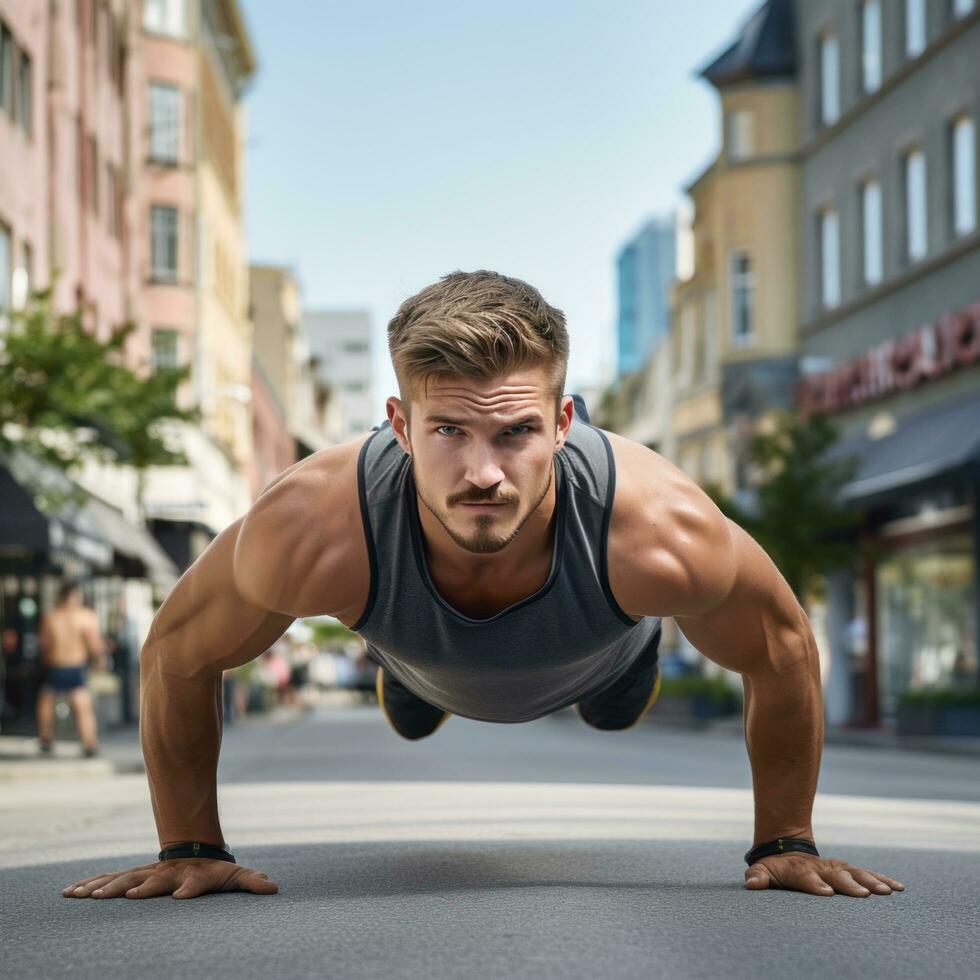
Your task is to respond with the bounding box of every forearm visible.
[140,643,226,849]
[742,643,824,846]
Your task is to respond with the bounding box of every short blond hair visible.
[388,270,569,407]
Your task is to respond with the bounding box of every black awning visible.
[0,449,112,569]
[830,393,980,506]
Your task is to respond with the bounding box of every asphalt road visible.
[2,706,979,979]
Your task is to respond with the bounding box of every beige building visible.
[249,265,334,471]
[670,0,800,496]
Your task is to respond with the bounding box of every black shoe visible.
[38,739,53,755]
[82,746,99,759]
[577,654,662,732]
[376,668,449,741]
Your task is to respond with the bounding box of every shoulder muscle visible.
[233,437,370,621]
[605,432,736,618]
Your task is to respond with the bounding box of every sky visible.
[241,0,759,417]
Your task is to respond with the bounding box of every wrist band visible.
[158,842,236,863]
[744,837,819,866]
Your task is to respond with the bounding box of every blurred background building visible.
[793,0,980,728]
[302,310,375,441]
[0,0,336,735]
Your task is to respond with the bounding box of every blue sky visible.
[241,0,759,414]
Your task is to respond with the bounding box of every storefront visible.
[0,449,179,735]
[799,315,980,730]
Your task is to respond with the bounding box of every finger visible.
[91,872,150,899]
[172,876,211,900]
[744,863,772,889]
[797,872,835,896]
[66,874,119,898]
[867,869,905,891]
[848,868,893,895]
[237,871,279,895]
[823,868,872,898]
[63,863,156,896]
[126,874,174,900]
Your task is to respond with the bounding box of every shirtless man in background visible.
[36,581,106,757]
[62,271,904,903]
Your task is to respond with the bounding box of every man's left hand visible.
[744,853,904,897]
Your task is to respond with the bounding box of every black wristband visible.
[158,842,236,863]
[744,837,819,866]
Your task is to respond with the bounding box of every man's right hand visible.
[62,859,279,900]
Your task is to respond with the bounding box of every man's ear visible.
[554,395,574,452]
[387,396,411,455]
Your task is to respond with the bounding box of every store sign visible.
[796,302,980,414]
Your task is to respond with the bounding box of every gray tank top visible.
[351,396,662,723]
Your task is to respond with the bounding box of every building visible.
[669,0,800,496]
[249,264,335,497]
[135,0,257,569]
[615,217,675,377]
[302,310,375,442]
[793,0,980,728]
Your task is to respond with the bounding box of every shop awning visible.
[84,495,180,592]
[0,449,113,568]
[0,448,179,587]
[830,393,980,505]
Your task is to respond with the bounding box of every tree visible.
[0,289,200,514]
[703,410,862,601]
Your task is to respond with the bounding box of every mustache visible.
[449,491,518,506]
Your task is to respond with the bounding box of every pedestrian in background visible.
[35,581,106,757]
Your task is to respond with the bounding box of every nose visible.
[462,445,505,490]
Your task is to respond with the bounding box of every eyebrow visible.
[425,414,543,427]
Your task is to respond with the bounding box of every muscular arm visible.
[140,517,295,849]
[608,436,822,848]
[672,519,823,848]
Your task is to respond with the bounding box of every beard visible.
[412,459,555,555]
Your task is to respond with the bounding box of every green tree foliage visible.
[0,290,199,510]
[703,411,861,600]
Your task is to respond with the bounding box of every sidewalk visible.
[0,703,316,782]
[643,712,980,757]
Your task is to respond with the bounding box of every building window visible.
[86,136,99,216]
[861,1,882,94]
[904,148,928,261]
[15,45,29,135]
[729,251,754,345]
[143,0,186,38]
[0,221,10,317]
[148,82,180,164]
[150,205,178,282]
[726,110,754,162]
[151,328,179,371]
[906,0,926,56]
[861,180,883,286]
[952,0,975,19]
[0,23,13,118]
[819,34,840,126]
[10,238,30,309]
[951,116,977,237]
[106,163,122,238]
[341,340,369,354]
[819,208,841,308]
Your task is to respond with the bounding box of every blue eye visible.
[436,426,460,436]
[505,425,532,436]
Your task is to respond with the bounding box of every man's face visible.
[388,367,573,555]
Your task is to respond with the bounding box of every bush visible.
[898,688,980,709]
[660,674,741,704]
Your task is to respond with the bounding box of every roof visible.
[827,393,980,506]
[700,0,796,89]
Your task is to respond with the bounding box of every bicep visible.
[143,517,295,680]
[674,520,812,677]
